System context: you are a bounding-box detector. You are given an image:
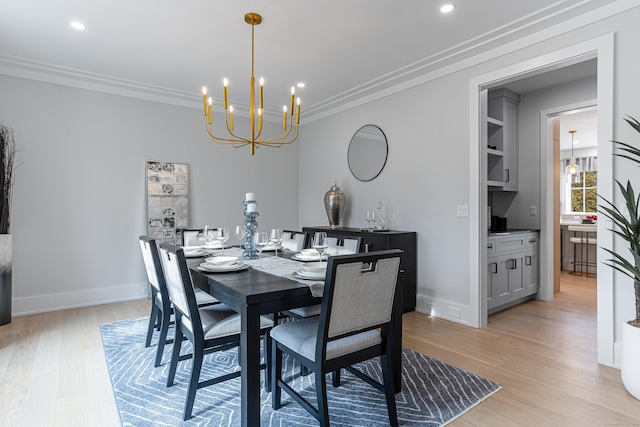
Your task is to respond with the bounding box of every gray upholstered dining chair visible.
[285,236,362,320]
[158,243,273,420]
[270,249,402,427]
[325,236,361,256]
[182,228,203,246]
[281,230,308,252]
[139,236,218,367]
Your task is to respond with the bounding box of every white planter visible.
[621,321,640,399]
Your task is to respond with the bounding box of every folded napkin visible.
[182,246,205,255]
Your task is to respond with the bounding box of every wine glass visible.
[203,225,216,250]
[234,225,246,248]
[216,227,229,254]
[366,211,376,232]
[269,228,283,258]
[254,232,269,268]
[312,232,328,260]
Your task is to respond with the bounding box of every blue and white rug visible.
[100,317,500,426]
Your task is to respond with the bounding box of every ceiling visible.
[0,0,618,122]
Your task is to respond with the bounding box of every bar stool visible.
[568,225,597,277]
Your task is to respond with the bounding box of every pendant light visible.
[565,130,581,183]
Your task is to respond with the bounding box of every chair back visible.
[139,236,167,296]
[158,243,201,335]
[318,249,402,345]
[281,230,308,252]
[326,237,362,255]
[182,228,203,246]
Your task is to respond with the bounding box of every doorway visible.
[551,107,598,289]
[468,33,615,366]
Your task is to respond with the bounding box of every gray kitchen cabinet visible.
[487,237,497,309]
[488,231,539,313]
[487,88,520,192]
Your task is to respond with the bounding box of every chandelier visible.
[565,130,581,183]
[201,13,301,155]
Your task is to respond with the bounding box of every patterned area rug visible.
[100,317,500,426]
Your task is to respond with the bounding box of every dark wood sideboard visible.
[302,226,417,312]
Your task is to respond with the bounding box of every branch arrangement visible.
[0,124,17,234]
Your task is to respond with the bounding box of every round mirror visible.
[347,125,388,182]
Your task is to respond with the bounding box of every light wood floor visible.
[1,272,638,426]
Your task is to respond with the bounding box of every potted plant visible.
[0,123,17,326]
[599,115,640,399]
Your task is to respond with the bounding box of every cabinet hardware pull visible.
[505,168,510,182]
[491,263,498,274]
[529,239,536,243]
[525,256,531,265]
[488,243,493,249]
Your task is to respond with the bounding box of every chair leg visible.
[331,369,341,387]
[154,308,171,367]
[271,343,282,410]
[315,369,330,427]
[167,325,183,387]
[183,345,204,421]
[264,332,272,392]
[145,303,159,347]
[381,354,399,427]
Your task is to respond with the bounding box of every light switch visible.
[457,205,469,217]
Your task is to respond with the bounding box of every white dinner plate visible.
[197,261,249,273]
[294,269,325,280]
[292,253,327,261]
[302,262,327,274]
[201,243,231,250]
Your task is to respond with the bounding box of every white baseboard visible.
[11,282,149,316]
[416,293,474,327]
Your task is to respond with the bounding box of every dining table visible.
[188,247,403,427]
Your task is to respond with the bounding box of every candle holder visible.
[243,200,259,259]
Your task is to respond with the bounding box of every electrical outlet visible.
[529,206,537,216]
[457,205,469,217]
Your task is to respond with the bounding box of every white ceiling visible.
[0,0,617,121]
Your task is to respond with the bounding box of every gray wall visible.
[298,7,640,334]
[495,75,598,228]
[0,76,298,313]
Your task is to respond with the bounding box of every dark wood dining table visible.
[188,253,403,427]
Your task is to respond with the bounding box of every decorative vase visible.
[242,200,259,260]
[324,182,345,230]
[621,320,640,399]
[0,234,11,326]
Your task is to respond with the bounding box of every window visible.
[570,171,597,213]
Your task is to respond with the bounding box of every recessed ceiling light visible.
[70,21,86,30]
[440,4,455,13]
[297,83,305,88]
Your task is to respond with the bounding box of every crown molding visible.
[303,0,637,123]
[0,0,636,124]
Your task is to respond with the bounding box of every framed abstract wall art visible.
[146,161,189,245]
